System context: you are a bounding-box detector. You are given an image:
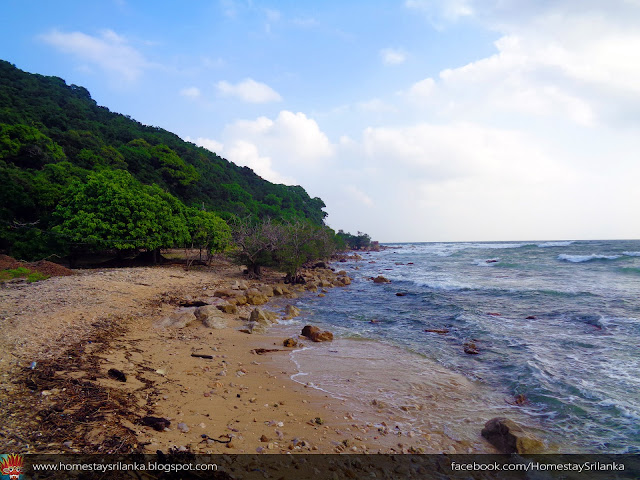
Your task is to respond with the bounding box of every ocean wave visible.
[558,254,621,263]
[538,241,575,248]
[622,251,640,257]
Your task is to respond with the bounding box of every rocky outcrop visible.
[481,418,545,454]
[301,325,333,342]
[195,305,227,329]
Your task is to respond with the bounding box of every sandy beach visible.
[0,256,483,456]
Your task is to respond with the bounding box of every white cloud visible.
[344,185,374,207]
[39,29,149,83]
[216,78,282,103]
[380,48,407,66]
[179,86,201,99]
[224,140,295,185]
[194,137,223,153]
[224,111,333,164]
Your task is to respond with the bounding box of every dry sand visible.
[0,257,453,455]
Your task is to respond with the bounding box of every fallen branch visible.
[190,353,214,359]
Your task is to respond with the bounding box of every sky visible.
[1,0,639,242]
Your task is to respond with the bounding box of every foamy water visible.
[273,239,640,453]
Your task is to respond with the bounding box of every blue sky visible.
[2,0,639,242]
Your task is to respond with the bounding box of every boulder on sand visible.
[301,325,333,342]
[481,417,545,454]
[155,307,197,328]
[195,305,227,329]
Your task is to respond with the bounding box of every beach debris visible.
[314,417,324,425]
[301,325,334,342]
[251,348,284,355]
[191,353,214,360]
[177,422,190,433]
[107,368,127,382]
[260,434,270,442]
[425,329,449,335]
[481,417,545,454]
[283,338,298,347]
[463,342,480,355]
[141,416,171,431]
[200,433,232,444]
[372,276,391,284]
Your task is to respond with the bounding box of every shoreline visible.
[0,254,509,455]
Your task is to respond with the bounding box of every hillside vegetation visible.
[0,60,329,261]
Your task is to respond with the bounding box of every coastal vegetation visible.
[0,60,329,262]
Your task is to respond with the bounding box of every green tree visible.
[186,207,231,264]
[52,169,189,255]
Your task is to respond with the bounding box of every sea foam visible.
[558,254,621,263]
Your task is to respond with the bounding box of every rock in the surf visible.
[481,417,544,454]
[372,276,391,284]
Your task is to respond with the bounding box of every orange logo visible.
[0,454,24,480]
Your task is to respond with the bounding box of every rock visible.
[195,305,228,329]
[107,368,127,382]
[302,325,320,338]
[245,289,269,305]
[214,289,238,298]
[463,342,479,354]
[425,329,449,335]
[260,434,270,442]
[177,422,190,433]
[487,312,501,316]
[273,285,285,295]
[231,295,248,306]
[396,292,407,296]
[481,417,545,454]
[283,338,298,347]
[372,276,390,284]
[141,416,171,431]
[284,304,301,319]
[302,325,334,342]
[337,276,351,286]
[526,315,536,320]
[337,270,347,276]
[258,285,274,297]
[311,330,333,342]
[156,307,198,328]
[250,308,275,324]
[232,280,249,290]
[217,303,238,314]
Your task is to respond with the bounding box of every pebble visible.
[177,423,190,433]
[63,441,73,448]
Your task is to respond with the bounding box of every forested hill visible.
[0,60,328,259]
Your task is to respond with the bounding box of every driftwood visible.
[190,353,214,359]
[251,348,284,355]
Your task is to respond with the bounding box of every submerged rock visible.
[463,342,479,354]
[481,417,544,454]
[283,338,298,347]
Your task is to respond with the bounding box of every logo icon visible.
[0,454,24,480]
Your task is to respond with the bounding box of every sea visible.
[270,239,640,453]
